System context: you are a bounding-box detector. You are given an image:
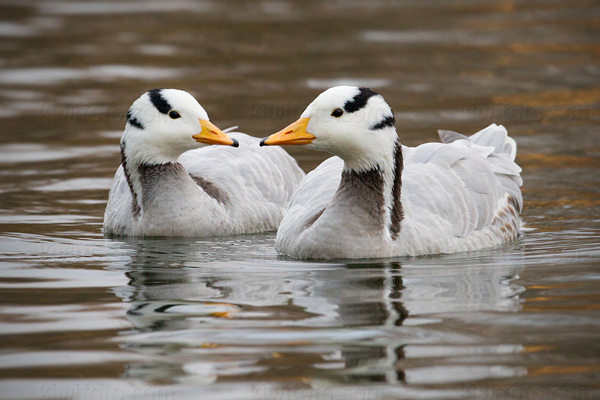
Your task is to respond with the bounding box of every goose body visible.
[261,86,522,259]
[104,89,304,237]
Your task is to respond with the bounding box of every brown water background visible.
[0,1,599,399]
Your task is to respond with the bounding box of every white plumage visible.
[104,89,304,237]
[262,86,523,259]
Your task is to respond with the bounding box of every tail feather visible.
[437,130,468,144]
[438,124,523,211]
[469,124,517,161]
[440,124,517,161]
[502,136,517,161]
[489,155,523,212]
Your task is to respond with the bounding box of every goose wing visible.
[276,156,343,237]
[103,164,136,234]
[180,131,305,210]
[402,124,522,238]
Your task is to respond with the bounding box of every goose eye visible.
[331,108,344,118]
[169,111,181,119]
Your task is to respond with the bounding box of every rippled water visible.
[1,1,599,399]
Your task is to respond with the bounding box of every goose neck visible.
[338,141,403,239]
[120,142,190,218]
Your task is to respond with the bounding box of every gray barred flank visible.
[304,208,325,229]
[508,194,522,213]
[191,175,230,205]
[148,88,172,114]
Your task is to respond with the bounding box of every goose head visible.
[261,86,398,171]
[122,88,238,164]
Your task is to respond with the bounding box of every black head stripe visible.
[126,110,144,130]
[371,114,395,130]
[148,88,171,114]
[344,87,379,113]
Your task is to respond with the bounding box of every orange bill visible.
[260,118,315,146]
[194,119,239,147]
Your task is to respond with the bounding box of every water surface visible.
[0,1,599,399]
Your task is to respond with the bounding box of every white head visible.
[261,86,398,171]
[122,89,237,164]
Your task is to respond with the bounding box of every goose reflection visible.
[113,237,527,389]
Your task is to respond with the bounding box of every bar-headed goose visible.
[260,86,522,259]
[104,89,304,237]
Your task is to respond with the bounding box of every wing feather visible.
[180,132,305,209]
[405,123,521,237]
[277,157,343,239]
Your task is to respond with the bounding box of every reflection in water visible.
[113,239,526,392]
[1,0,598,398]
